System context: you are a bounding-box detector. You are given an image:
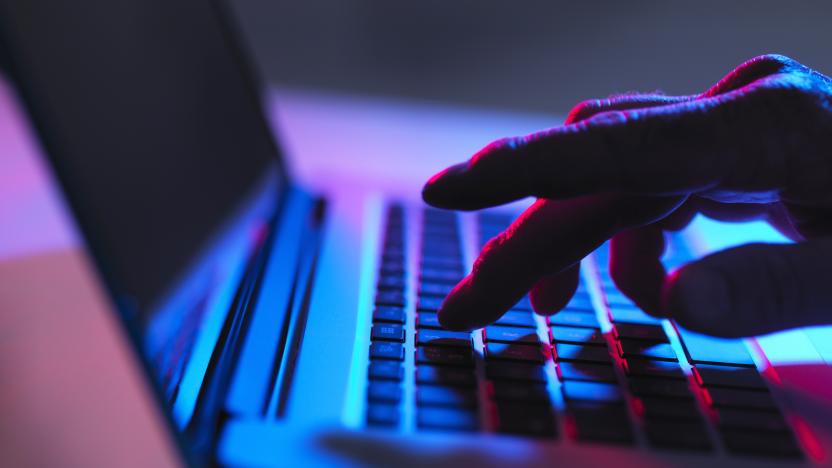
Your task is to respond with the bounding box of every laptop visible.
[1,0,831,466]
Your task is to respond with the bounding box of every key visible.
[491,381,551,403]
[551,326,605,346]
[370,342,404,361]
[418,282,454,297]
[568,402,634,444]
[613,323,668,342]
[367,382,402,402]
[553,343,612,364]
[486,361,546,382]
[368,361,403,381]
[608,306,661,325]
[706,387,778,411]
[417,407,479,431]
[416,346,473,367]
[717,408,791,432]
[417,312,441,329]
[366,403,400,427]
[511,296,533,311]
[416,365,476,387]
[417,329,471,347]
[485,325,540,344]
[417,385,478,408]
[496,403,557,437]
[416,296,444,311]
[549,312,601,329]
[604,291,636,308]
[373,307,405,324]
[379,262,406,277]
[645,420,713,451]
[485,342,546,363]
[377,275,405,290]
[694,364,767,390]
[624,359,685,380]
[371,324,405,342]
[375,291,406,307]
[721,430,803,458]
[562,381,623,403]
[676,328,756,367]
[630,377,693,399]
[557,361,616,383]
[620,339,677,361]
[563,295,595,312]
[638,397,701,421]
[419,269,463,284]
[495,310,538,328]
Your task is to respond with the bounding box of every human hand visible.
[422,54,832,338]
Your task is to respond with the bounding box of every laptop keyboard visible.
[365,205,804,459]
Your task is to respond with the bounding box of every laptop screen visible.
[0,0,286,428]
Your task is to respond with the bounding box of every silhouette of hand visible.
[423,54,832,337]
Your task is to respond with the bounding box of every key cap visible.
[717,408,791,432]
[366,403,400,427]
[371,324,405,342]
[608,306,661,325]
[375,291,406,307]
[613,323,668,342]
[638,397,702,421]
[486,361,546,382]
[418,282,454,297]
[485,325,540,344]
[568,403,634,444]
[416,346,473,367]
[549,312,601,329]
[417,407,479,431]
[368,361,403,381]
[417,385,478,408]
[491,381,551,403]
[496,403,557,437]
[706,387,778,411]
[417,312,441,329]
[416,365,476,387]
[551,326,605,346]
[645,420,713,451]
[563,295,595,312]
[485,342,546,363]
[624,359,685,380]
[553,343,612,364]
[416,296,444,311]
[604,291,636,308]
[721,430,803,458]
[367,382,402,402]
[557,361,616,383]
[420,257,462,270]
[676,328,756,367]
[379,262,406,276]
[630,377,693,399]
[495,310,538,328]
[419,269,463,284]
[619,339,677,361]
[373,307,405,324]
[511,296,533,311]
[694,364,767,390]
[417,329,471,347]
[562,381,623,403]
[377,275,405,290]
[370,342,404,361]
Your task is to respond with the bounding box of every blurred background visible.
[232,0,832,115]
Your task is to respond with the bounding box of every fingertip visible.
[436,276,493,331]
[529,267,580,315]
[661,264,734,336]
[422,163,468,209]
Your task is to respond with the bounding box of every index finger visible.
[423,93,746,211]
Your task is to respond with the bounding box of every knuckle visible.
[566,99,606,124]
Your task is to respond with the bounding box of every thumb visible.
[661,239,832,338]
